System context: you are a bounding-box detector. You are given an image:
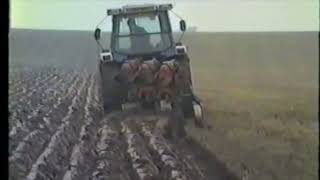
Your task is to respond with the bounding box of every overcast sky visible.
[10,0,319,32]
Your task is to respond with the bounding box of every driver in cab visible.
[127,18,152,52]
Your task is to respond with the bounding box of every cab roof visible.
[107,4,173,16]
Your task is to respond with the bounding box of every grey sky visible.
[10,0,319,32]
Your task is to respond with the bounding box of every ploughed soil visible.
[9,66,239,180]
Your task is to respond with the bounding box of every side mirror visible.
[180,20,186,32]
[94,28,101,40]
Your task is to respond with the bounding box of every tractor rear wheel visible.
[99,62,126,113]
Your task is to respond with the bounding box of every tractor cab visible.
[94,4,205,129]
[94,4,187,62]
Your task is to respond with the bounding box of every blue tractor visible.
[94,4,204,127]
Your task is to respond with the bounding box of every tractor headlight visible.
[100,51,113,63]
[175,45,187,54]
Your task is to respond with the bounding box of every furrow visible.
[9,69,69,124]
[9,72,79,150]
[25,73,89,180]
[9,74,85,180]
[61,74,99,180]
[121,120,159,180]
[10,67,59,100]
[90,124,131,180]
[9,74,66,131]
[140,121,189,180]
[9,73,77,153]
